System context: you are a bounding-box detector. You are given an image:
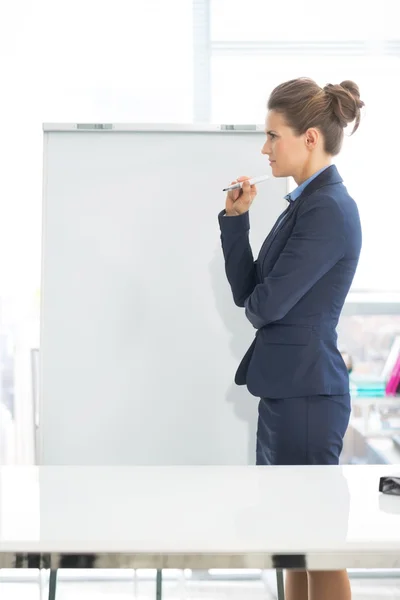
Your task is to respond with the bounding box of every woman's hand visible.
[225,175,257,216]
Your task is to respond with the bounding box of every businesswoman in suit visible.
[218,78,364,600]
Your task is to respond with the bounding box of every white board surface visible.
[39,125,287,465]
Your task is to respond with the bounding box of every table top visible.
[1,465,400,570]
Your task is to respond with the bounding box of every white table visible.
[1,465,400,599]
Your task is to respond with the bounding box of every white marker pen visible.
[223,175,269,192]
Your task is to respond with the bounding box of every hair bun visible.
[339,80,365,110]
[323,81,365,134]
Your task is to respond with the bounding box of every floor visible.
[1,571,400,599]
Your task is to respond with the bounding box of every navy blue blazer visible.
[218,165,362,399]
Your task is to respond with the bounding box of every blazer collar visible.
[294,164,343,202]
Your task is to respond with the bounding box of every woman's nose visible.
[261,142,269,155]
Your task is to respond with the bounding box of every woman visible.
[218,78,364,600]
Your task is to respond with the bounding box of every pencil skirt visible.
[256,394,351,466]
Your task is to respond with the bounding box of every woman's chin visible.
[270,164,289,179]
[270,162,281,176]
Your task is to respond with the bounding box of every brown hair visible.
[267,77,365,155]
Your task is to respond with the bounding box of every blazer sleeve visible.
[218,209,257,307]
[244,195,346,329]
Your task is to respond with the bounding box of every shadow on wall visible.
[209,244,258,465]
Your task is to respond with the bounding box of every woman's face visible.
[261,110,310,181]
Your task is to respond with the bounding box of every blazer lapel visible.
[257,203,290,256]
[257,200,296,269]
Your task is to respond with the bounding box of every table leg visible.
[276,569,285,600]
[48,569,58,600]
[156,569,162,600]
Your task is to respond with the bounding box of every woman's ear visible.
[305,128,319,149]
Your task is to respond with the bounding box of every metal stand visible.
[156,569,163,600]
[276,569,285,600]
[48,569,58,600]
